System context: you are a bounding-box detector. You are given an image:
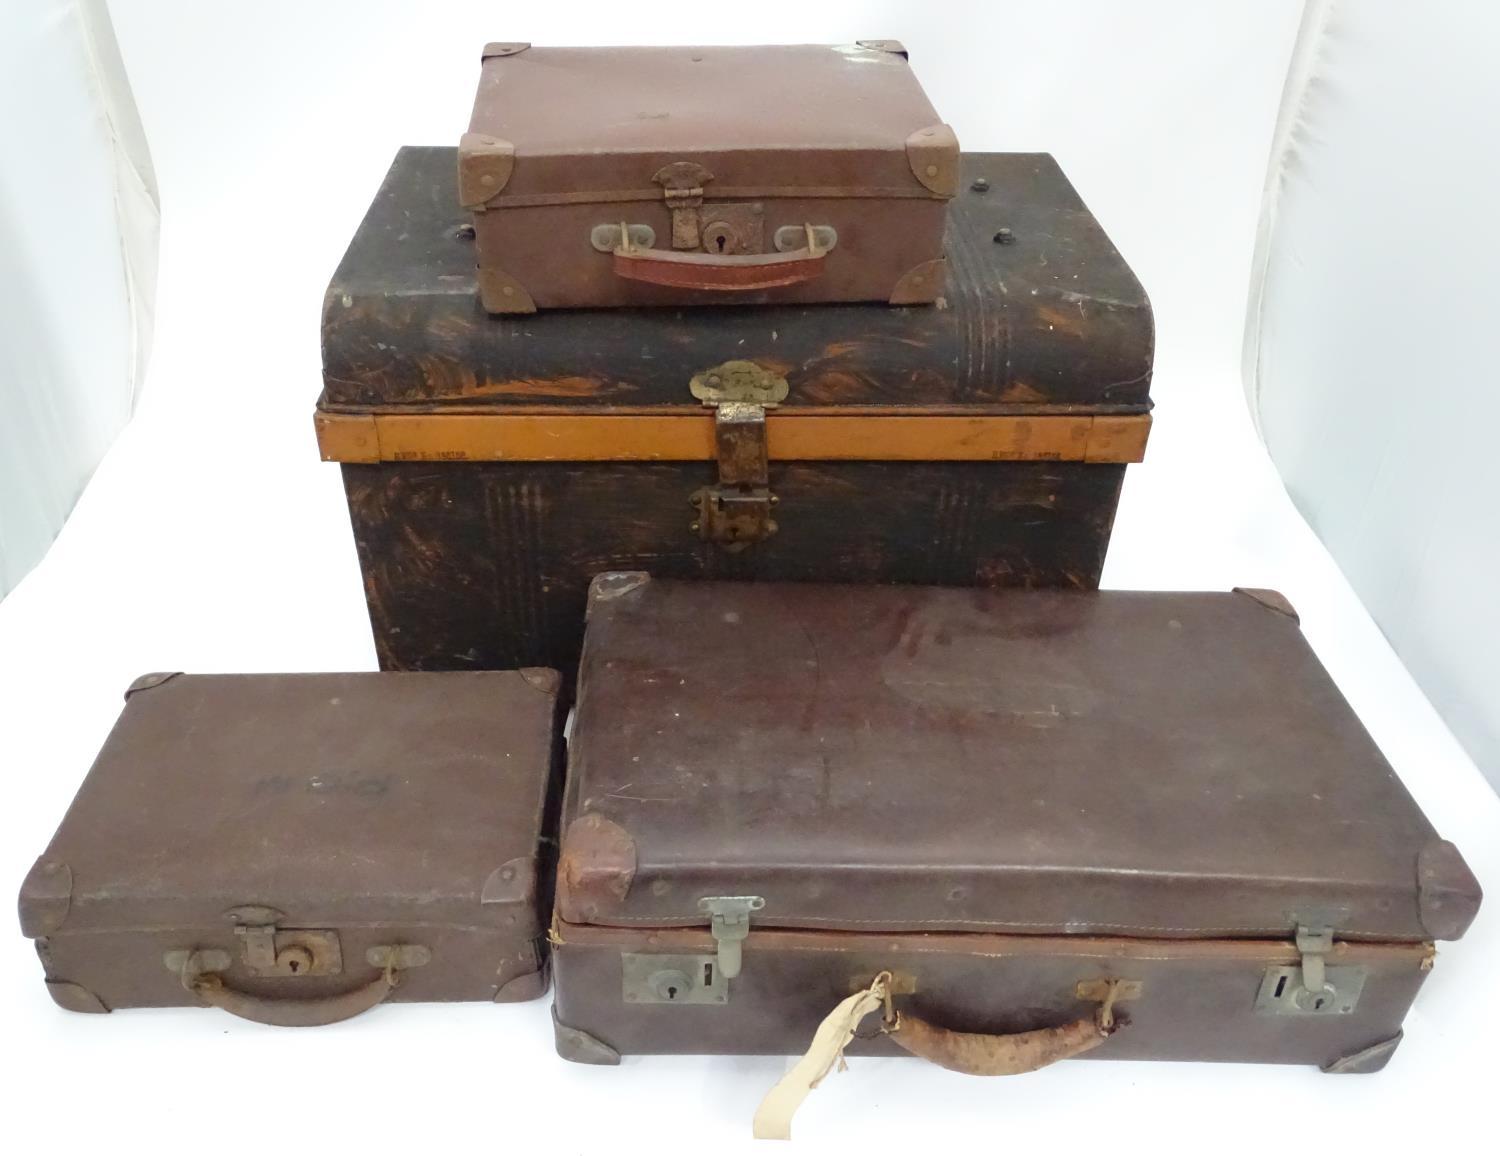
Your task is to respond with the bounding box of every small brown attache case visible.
[551,577,1480,1106]
[461,42,957,312]
[319,147,1152,675]
[19,670,561,1024]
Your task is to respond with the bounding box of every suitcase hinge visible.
[654,162,713,250]
[1254,923,1367,1016]
[698,895,765,980]
[688,361,788,551]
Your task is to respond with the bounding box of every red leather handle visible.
[612,246,826,291]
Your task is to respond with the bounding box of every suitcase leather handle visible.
[883,1005,1115,1075]
[611,224,828,292]
[174,949,405,1028]
[753,974,1126,1139]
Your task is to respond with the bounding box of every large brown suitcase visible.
[551,577,1480,1089]
[461,42,957,312]
[317,147,1152,675]
[19,670,561,1024]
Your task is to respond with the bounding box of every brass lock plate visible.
[236,926,343,977]
[688,360,789,406]
[690,485,777,550]
[698,203,764,255]
[1254,965,1365,1015]
[621,953,728,1005]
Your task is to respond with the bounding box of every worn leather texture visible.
[562,579,1481,943]
[551,922,1431,1067]
[19,671,561,1012]
[463,43,953,309]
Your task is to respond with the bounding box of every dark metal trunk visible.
[319,147,1154,674]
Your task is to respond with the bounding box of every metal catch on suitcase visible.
[460,43,959,312]
[549,578,1481,1117]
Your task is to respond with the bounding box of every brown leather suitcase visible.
[551,577,1481,1115]
[318,147,1152,675]
[19,670,561,1024]
[461,42,957,312]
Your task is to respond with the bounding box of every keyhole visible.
[1312,994,1327,1010]
[714,234,726,253]
[278,945,314,975]
[666,985,678,1000]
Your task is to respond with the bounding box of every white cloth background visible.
[4,3,1499,1153]
[0,0,157,596]
[1245,0,1500,789]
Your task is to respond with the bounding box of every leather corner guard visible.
[477,265,537,313]
[516,667,563,696]
[124,671,182,699]
[457,133,516,208]
[45,979,109,1014]
[906,124,960,196]
[553,1005,622,1065]
[889,257,947,304]
[557,814,637,923]
[1321,1031,1403,1074]
[481,856,537,906]
[18,858,73,937]
[1233,587,1300,622]
[588,572,652,613]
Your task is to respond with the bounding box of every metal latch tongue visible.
[1254,922,1367,1016]
[1295,924,1334,996]
[688,361,788,551]
[698,895,765,980]
[224,905,342,977]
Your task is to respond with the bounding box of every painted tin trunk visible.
[318,146,1153,674]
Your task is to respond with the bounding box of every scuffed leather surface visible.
[567,582,1472,942]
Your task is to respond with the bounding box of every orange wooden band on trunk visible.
[314,410,1151,465]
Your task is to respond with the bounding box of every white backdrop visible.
[1246,0,1500,790]
[0,0,156,596]
[3,2,1498,1153]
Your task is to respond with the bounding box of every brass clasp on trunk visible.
[688,362,788,551]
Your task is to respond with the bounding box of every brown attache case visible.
[318,147,1152,675]
[19,670,561,1024]
[551,577,1480,1102]
[461,42,957,312]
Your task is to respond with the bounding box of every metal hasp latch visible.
[689,361,788,551]
[655,161,712,250]
[1255,923,1367,1016]
[1296,925,1334,996]
[224,905,342,977]
[698,895,765,980]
